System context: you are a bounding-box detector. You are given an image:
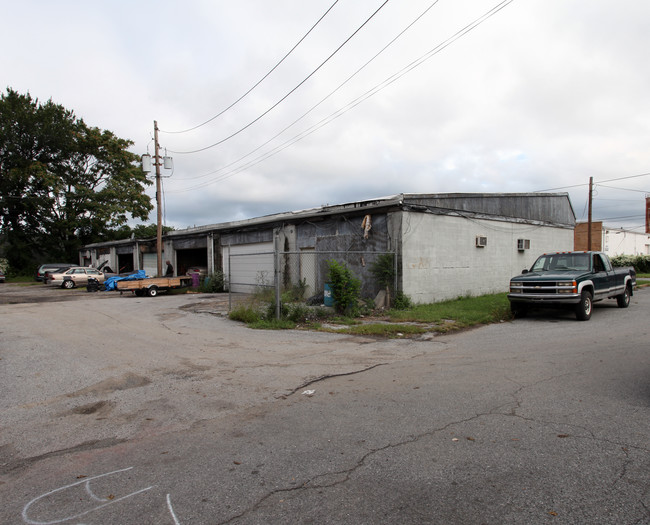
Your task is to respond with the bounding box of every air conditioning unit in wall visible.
[517,239,530,251]
[476,235,488,248]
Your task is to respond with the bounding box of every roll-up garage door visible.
[142,253,158,277]
[223,242,274,293]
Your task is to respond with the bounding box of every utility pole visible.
[154,120,163,277]
[587,177,594,251]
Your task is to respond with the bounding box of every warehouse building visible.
[80,193,575,303]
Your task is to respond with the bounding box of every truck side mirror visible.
[522,269,529,274]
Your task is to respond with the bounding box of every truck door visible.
[591,254,613,297]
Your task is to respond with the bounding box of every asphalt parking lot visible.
[1,282,649,524]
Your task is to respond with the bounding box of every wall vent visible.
[476,235,488,248]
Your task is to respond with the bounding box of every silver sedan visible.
[46,267,106,289]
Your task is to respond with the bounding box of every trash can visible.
[324,283,334,307]
[191,272,200,288]
[86,277,99,292]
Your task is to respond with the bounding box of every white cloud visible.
[2,0,649,231]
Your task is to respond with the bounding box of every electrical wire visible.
[168,0,391,154]
[534,182,588,192]
[169,0,517,192]
[537,172,650,193]
[174,0,443,183]
[596,184,649,194]
[597,214,645,221]
[597,172,650,184]
[161,0,341,135]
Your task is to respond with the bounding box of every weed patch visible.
[387,293,511,328]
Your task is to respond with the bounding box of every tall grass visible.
[229,292,512,335]
[387,293,511,328]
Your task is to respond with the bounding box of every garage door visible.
[223,243,274,293]
[142,253,158,277]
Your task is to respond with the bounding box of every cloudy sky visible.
[2,0,649,231]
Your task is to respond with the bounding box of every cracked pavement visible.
[1,285,649,524]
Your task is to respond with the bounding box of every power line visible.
[534,183,587,192]
[596,184,650,194]
[160,0,341,135]
[168,0,391,154]
[596,214,645,221]
[535,172,650,193]
[169,0,517,192]
[173,0,443,183]
[597,172,650,185]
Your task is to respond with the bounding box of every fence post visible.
[274,232,281,320]
[393,251,398,303]
[228,246,232,312]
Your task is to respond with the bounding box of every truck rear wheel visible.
[575,290,593,321]
[616,284,631,308]
[147,286,158,297]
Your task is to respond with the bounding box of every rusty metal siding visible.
[403,193,575,227]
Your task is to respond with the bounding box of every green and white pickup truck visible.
[508,251,636,321]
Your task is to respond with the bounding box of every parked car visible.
[0,269,5,283]
[46,267,107,289]
[42,266,77,283]
[97,260,119,279]
[35,263,74,281]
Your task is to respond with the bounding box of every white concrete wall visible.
[400,212,574,303]
[602,228,650,256]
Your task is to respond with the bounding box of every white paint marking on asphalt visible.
[84,480,109,502]
[22,467,154,525]
[166,493,182,525]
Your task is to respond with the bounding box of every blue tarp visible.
[104,270,148,291]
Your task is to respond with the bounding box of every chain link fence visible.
[228,250,397,316]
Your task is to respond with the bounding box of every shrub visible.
[392,291,412,310]
[265,301,288,321]
[370,253,395,289]
[199,271,225,293]
[229,305,262,324]
[281,279,308,302]
[287,303,312,323]
[611,254,650,274]
[327,260,361,316]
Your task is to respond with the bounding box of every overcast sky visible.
[2,0,649,231]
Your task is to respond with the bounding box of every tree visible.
[0,88,153,270]
[104,223,175,242]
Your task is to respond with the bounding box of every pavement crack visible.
[0,437,128,475]
[217,413,485,524]
[282,363,387,397]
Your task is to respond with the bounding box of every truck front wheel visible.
[575,290,593,321]
[510,302,528,318]
[616,284,631,308]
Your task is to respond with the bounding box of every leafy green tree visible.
[108,223,175,241]
[0,88,153,271]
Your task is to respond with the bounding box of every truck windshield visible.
[531,253,590,272]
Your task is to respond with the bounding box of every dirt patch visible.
[67,372,152,397]
[66,400,115,416]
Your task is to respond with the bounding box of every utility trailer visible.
[116,276,193,297]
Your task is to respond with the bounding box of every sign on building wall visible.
[646,196,650,234]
